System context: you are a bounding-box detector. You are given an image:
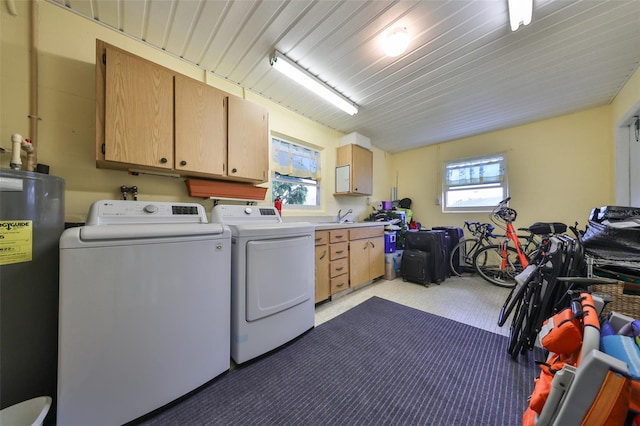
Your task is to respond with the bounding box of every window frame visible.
[271,136,321,210]
[442,153,508,213]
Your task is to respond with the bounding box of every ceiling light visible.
[383,27,410,57]
[269,50,358,116]
[508,0,533,31]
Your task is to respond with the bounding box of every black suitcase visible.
[404,231,434,251]
[404,231,448,283]
[425,230,449,283]
[401,249,432,286]
[433,226,464,275]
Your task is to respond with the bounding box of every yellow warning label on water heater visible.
[0,220,33,265]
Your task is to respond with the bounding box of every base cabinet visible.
[328,230,349,295]
[314,232,330,303]
[349,227,384,288]
[314,226,384,303]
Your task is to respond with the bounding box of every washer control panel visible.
[86,200,208,225]
[212,205,281,223]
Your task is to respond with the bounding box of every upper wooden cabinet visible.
[335,144,373,195]
[102,45,174,170]
[174,75,226,177]
[227,95,269,183]
[96,40,268,184]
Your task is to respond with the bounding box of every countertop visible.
[313,221,389,231]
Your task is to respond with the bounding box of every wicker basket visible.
[592,281,640,319]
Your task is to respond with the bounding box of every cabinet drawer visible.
[329,230,348,243]
[329,242,348,260]
[330,274,349,295]
[315,231,329,246]
[349,226,384,241]
[330,258,349,278]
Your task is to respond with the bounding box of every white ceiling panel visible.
[47,0,640,153]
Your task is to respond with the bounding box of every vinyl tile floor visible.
[315,273,514,337]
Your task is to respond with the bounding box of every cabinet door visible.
[335,144,372,195]
[175,75,226,177]
[227,96,269,183]
[352,144,373,194]
[349,239,371,288]
[368,236,385,280]
[104,46,174,169]
[315,245,330,303]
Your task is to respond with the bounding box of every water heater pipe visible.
[28,0,39,170]
[10,133,24,169]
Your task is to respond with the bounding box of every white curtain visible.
[445,155,504,188]
[272,138,321,180]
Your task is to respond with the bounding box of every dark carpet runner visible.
[136,296,542,425]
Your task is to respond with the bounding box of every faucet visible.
[337,208,353,223]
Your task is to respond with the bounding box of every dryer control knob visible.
[244,207,252,215]
[143,204,158,214]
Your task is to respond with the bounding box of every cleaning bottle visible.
[274,196,282,216]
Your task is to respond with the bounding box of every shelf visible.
[185,178,267,200]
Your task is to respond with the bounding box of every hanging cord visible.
[634,116,639,143]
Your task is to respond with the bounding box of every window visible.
[271,136,321,208]
[443,154,507,212]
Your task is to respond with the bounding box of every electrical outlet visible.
[435,197,441,206]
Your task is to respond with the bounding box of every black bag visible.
[582,220,640,261]
[433,226,464,275]
[401,249,432,286]
[527,222,567,235]
[596,205,640,222]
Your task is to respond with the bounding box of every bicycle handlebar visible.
[463,221,497,238]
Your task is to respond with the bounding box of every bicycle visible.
[449,221,497,276]
[450,221,541,277]
[472,197,531,288]
[498,223,616,358]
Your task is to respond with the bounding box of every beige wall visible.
[0,1,391,222]
[611,65,640,124]
[390,106,613,231]
[2,2,637,228]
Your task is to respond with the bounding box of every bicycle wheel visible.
[449,238,484,276]
[497,272,531,326]
[508,282,543,358]
[473,245,525,288]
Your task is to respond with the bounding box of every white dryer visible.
[58,200,231,426]
[211,205,314,364]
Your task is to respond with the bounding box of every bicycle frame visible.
[501,221,529,270]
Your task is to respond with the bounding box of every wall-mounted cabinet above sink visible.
[334,143,372,196]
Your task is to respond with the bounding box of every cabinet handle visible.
[336,250,344,254]
[232,168,238,173]
[319,250,327,260]
[160,157,168,164]
[369,241,375,248]
[337,282,345,288]
[336,267,344,271]
[180,160,187,166]
[335,235,344,239]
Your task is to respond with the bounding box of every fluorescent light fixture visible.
[383,27,410,57]
[269,50,358,116]
[508,0,533,31]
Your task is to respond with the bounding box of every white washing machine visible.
[58,200,231,426]
[211,205,315,364]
